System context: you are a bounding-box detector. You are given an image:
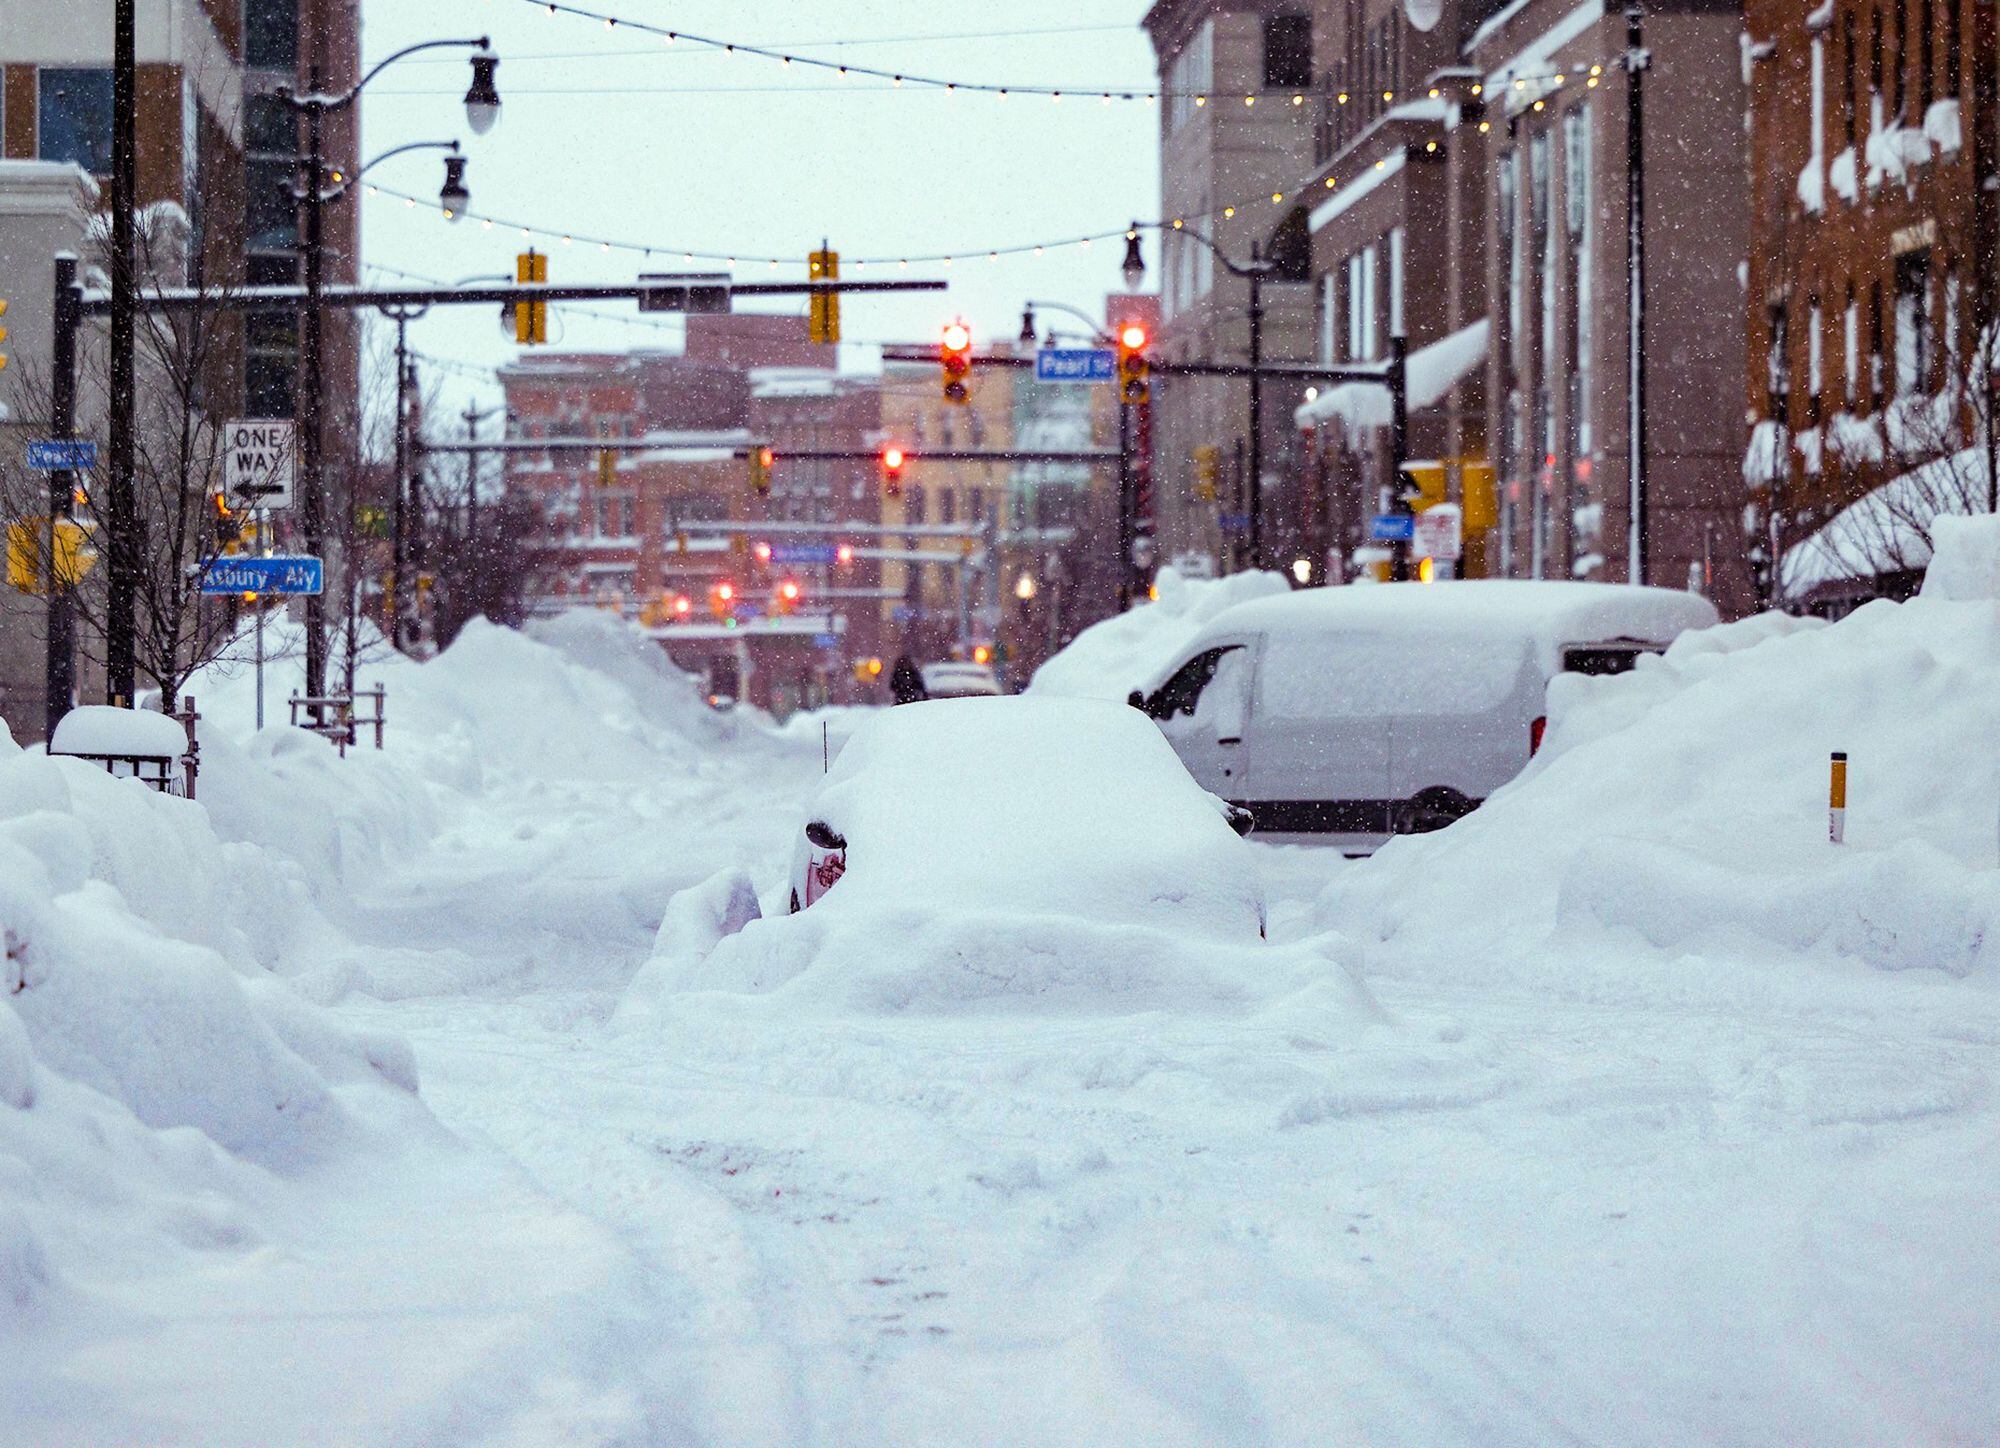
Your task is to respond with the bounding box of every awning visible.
[1295,319,1489,431]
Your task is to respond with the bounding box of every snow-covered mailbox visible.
[48,702,200,799]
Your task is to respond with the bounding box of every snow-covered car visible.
[1129,580,1719,848]
[786,696,1258,929]
[919,662,1002,699]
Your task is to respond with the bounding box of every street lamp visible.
[439,156,471,220]
[274,34,499,708]
[1121,220,1278,570]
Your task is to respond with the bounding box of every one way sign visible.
[223,420,296,511]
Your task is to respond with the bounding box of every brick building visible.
[1744,0,1999,610]
[498,316,891,715]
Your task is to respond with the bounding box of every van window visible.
[1562,643,1654,676]
[1145,646,1242,720]
[1256,632,1529,720]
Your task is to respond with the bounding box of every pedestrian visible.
[889,654,928,706]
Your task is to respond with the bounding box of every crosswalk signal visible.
[749,445,774,495]
[0,298,9,371]
[940,322,972,405]
[808,247,840,345]
[514,249,548,344]
[880,444,906,498]
[1117,323,1150,406]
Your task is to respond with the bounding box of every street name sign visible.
[200,555,323,596]
[1370,513,1417,543]
[1034,348,1117,384]
[223,420,296,510]
[25,439,97,471]
[769,541,838,565]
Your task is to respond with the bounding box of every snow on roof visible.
[806,696,1260,938]
[1781,445,1990,594]
[1192,580,1718,676]
[1028,566,1291,702]
[1294,320,1488,431]
[49,706,188,759]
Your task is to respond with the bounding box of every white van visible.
[1128,581,1718,846]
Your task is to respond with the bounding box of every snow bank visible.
[0,728,421,1327]
[1319,592,2000,986]
[1028,565,1290,701]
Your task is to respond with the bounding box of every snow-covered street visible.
[6,582,2000,1444]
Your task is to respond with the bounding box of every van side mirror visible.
[1127,689,1146,711]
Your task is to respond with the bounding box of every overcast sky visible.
[357,0,1160,421]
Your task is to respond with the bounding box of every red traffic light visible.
[714,581,734,603]
[672,594,692,616]
[1119,323,1147,351]
[882,445,906,471]
[880,444,907,496]
[778,578,802,603]
[942,322,971,352]
[836,543,854,566]
[753,540,773,563]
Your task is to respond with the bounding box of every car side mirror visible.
[1127,689,1146,711]
[1225,803,1255,837]
[804,820,846,851]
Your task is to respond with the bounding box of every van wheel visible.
[1395,788,1474,835]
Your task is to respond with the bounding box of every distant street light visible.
[1014,572,1038,601]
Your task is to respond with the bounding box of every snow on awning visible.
[1294,319,1488,432]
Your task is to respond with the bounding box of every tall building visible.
[1143,1,1319,572]
[1463,0,1750,608]
[1745,0,1999,612]
[1292,0,1496,582]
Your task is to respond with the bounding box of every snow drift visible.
[1028,565,1290,702]
[1321,518,2000,985]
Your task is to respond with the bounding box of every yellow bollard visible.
[1828,751,1848,844]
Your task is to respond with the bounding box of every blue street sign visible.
[1219,512,1250,536]
[769,542,838,565]
[813,633,841,649]
[1034,348,1117,384]
[199,555,324,596]
[26,440,97,471]
[1370,513,1417,543]
[892,604,918,623]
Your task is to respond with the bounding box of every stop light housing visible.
[1117,323,1150,406]
[940,322,972,405]
[515,250,548,344]
[880,444,906,497]
[808,249,840,345]
[749,445,774,495]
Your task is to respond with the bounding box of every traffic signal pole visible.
[44,255,80,742]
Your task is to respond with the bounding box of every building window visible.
[1869,280,1885,406]
[1807,298,1824,413]
[244,0,300,70]
[245,352,296,419]
[1167,23,1213,132]
[1387,227,1405,339]
[37,69,115,174]
[1844,288,1860,404]
[1564,107,1593,457]
[1891,0,1905,114]
[1943,0,1961,97]
[245,94,296,153]
[1842,12,1857,145]
[1944,268,1961,369]
[1262,14,1313,91]
[1893,250,1929,395]
[1918,0,1934,112]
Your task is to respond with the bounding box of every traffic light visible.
[836,543,854,567]
[211,490,235,548]
[749,445,774,496]
[880,444,906,497]
[1117,323,1150,406]
[709,579,736,618]
[0,297,9,371]
[940,321,972,405]
[808,248,840,345]
[774,577,802,615]
[514,249,548,344]
[1192,444,1220,502]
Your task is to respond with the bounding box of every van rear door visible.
[1383,633,1542,812]
[1243,628,1394,833]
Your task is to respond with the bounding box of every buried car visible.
[787,695,1262,936]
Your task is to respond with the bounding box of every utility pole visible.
[299,67,330,711]
[385,308,417,651]
[1625,1,1651,585]
[1116,403,1134,609]
[1388,334,1412,581]
[45,255,80,741]
[1247,241,1266,572]
[105,0,138,705]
